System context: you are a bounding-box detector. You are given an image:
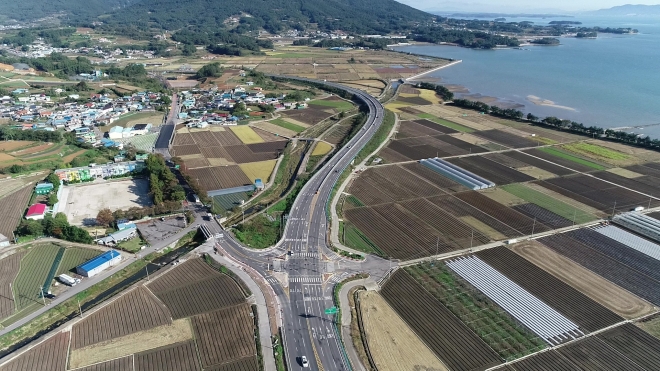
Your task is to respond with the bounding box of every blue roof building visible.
[76,250,122,277]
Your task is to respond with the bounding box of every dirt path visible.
[359,291,448,371]
[509,240,656,319]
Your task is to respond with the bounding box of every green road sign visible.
[324,307,338,315]
[174,165,180,169]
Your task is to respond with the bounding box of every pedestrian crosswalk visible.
[290,276,322,283]
[327,272,350,284]
[266,277,279,285]
[290,252,320,259]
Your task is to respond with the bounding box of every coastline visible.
[405,60,462,81]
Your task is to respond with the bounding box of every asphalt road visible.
[154,93,179,158]
[211,78,387,371]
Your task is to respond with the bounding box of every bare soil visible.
[510,240,655,319]
[359,291,448,371]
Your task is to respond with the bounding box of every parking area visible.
[59,179,152,226]
[136,216,187,244]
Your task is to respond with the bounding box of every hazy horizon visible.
[395,1,660,13]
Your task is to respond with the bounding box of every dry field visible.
[0,331,70,371]
[359,290,448,371]
[509,240,655,319]
[71,287,173,349]
[239,160,276,183]
[59,179,152,226]
[69,319,193,369]
[134,341,201,371]
[0,141,34,152]
[0,185,33,237]
[0,252,26,320]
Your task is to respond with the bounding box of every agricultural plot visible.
[229,126,264,145]
[381,270,503,371]
[134,341,201,371]
[476,246,623,332]
[447,156,534,185]
[406,262,546,360]
[192,303,256,368]
[501,183,598,224]
[593,170,660,198]
[500,348,584,371]
[474,129,537,148]
[594,224,660,260]
[203,356,259,371]
[454,191,549,236]
[370,165,447,197]
[416,114,475,133]
[525,148,606,172]
[396,120,453,139]
[267,118,305,133]
[0,185,33,238]
[212,192,250,214]
[0,252,25,321]
[72,356,134,371]
[539,232,660,306]
[149,262,246,319]
[115,133,158,153]
[401,162,467,192]
[359,290,449,371]
[13,244,61,312]
[511,203,573,229]
[56,247,103,275]
[186,166,252,192]
[280,106,337,125]
[539,174,659,212]
[561,142,634,166]
[496,151,575,176]
[446,256,583,345]
[556,336,643,371]
[309,96,353,111]
[0,332,70,371]
[598,324,660,370]
[509,240,655,319]
[71,287,173,349]
[239,160,277,183]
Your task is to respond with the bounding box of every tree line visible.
[449,97,660,150]
[17,213,93,244]
[416,82,454,101]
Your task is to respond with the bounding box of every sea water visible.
[392,15,660,138]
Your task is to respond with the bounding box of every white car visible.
[215,233,223,239]
[301,356,309,368]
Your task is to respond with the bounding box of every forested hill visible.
[0,0,138,22]
[96,0,434,34]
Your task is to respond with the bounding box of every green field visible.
[538,147,606,170]
[416,113,474,133]
[342,223,382,256]
[270,118,305,133]
[562,142,630,161]
[56,247,102,275]
[346,195,364,207]
[13,244,61,311]
[309,99,354,111]
[117,237,146,253]
[501,183,598,224]
[406,263,546,361]
[269,53,315,58]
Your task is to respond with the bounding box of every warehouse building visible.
[76,250,122,277]
[96,227,137,246]
[25,204,47,220]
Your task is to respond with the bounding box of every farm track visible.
[0,332,69,371]
[192,303,256,368]
[381,270,502,371]
[71,287,172,349]
[475,247,623,332]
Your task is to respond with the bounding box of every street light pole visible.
[38,286,46,306]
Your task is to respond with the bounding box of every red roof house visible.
[25,204,47,220]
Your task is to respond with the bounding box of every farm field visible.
[0,332,70,371]
[268,118,305,133]
[311,141,332,156]
[358,290,448,371]
[501,183,598,224]
[280,106,337,126]
[475,246,623,332]
[192,303,256,368]
[69,318,192,369]
[250,121,298,138]
[308,96,353,111]
[539,228,660,306]
[561,141,636,166]
[71,287,173,349]
[148,259,246,319]
[12,244,61,312]
[0,253,25,321]
[238,160,276,183]
[212,192,249,214]
[134,341,201,371]
[406,262,546,359]
[172,125,287,192]
[56,247,103,276]
[115,133,159,153]
[380,270,502,371]
[0,173,44,199]
[101,111,164,132]
[509,240,655,319]
[59,179,153,226]
[0,185,34,238]
[525,147,606,172]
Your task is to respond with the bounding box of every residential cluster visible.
[1,89,165,144]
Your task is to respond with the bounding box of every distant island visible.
[590,4,660,16]
[438,12,573,19]
[549,21,582,25]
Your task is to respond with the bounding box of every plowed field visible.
[0,252,25,320]
[192,303,256,368]
[0,332,69,371]
[72,287,172,349]
[0,185,33,238]
[134,341,201,371]
[72,356,134,371]
[381,270,502,371]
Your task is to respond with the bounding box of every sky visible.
[396,0,660,13]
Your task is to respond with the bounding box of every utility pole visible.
[612,201,617,218]
[649,197,652,210]
[39,286,46,306]
[470,229,474,250]
[435,236,439,256]
[573,210,577,226]
[531,217,536,237]
[145,265,150,281]
[77,299,83,318]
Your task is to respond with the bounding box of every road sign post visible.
[324,307,338,315]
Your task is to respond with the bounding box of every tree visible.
[46,173,61,189]
[47,193,58,207]
[96,208,114,227]
[18,219,43,237]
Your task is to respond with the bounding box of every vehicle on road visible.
[301,356,309,367]
[215,233,223,239]
[58,274,81,287]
